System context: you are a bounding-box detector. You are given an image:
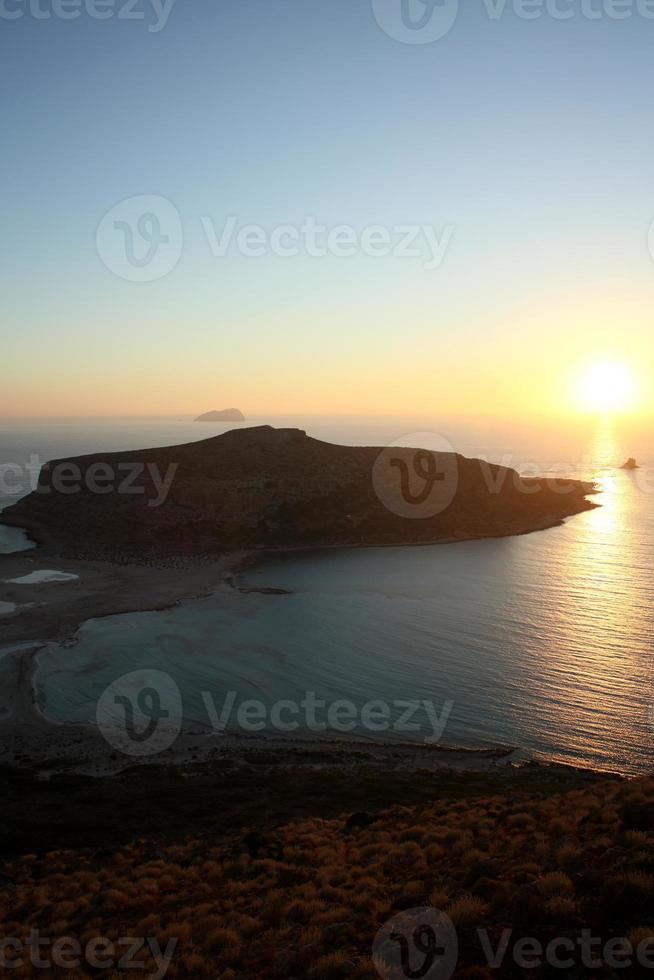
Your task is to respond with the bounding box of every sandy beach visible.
[0,544,247,646]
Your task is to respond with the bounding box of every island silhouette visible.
[195,408,245,422]
[1,426,597,564]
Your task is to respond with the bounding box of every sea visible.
[1,415,653,774]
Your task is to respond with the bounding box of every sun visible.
[577,361,637,414]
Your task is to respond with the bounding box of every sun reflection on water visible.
[528,418,654,771]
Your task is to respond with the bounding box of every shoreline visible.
[0,647,631,781]
[0,729,620,861]
[0,486,598,646]
[0,492,604,778]
[0,544,251,645]
[0,628,631,782]
[1,705,528,777]
[0,694,626,785]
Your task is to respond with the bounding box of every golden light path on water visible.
[501,420,654,772]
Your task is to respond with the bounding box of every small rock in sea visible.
[621,457,639,470]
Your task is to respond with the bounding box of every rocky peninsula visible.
[1,426,597,564]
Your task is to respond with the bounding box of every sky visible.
[2,0,654,419]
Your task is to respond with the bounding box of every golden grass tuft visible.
[537,871,573,896]
[447,893,489,926]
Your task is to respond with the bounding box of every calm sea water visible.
[1,416,653,773]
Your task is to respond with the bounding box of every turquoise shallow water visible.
[2,416,654,773]
[0,524,35,555]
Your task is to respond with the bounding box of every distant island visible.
[621,457,639,470]
[195,408,245,422]
[1,426,597,564]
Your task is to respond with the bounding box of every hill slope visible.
[2,763,652,979]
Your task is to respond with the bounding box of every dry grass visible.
[3,772,654,976]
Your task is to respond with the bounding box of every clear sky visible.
[3,0,654,419]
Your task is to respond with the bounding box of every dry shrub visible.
[537,872,573,897]
[308,951,353,979]
[447,893,488,926]
[205,927,241,951]
[543,895,577,920]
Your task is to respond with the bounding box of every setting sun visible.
[577,361,637,414]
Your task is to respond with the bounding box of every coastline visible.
[3,624,621,797]
[0,700,525,778]
[0,480,598,644]
[0,637,630,782]
[0,516,636,869]
[0,727,619,860]
[0,486,601,778]
[0,544,251,645]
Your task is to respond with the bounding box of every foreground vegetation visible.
[3,757,654,977]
